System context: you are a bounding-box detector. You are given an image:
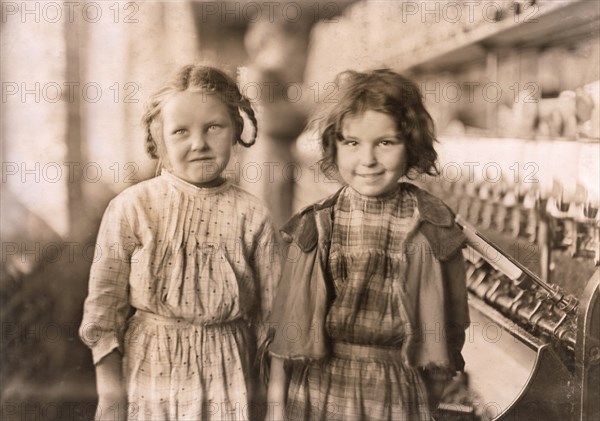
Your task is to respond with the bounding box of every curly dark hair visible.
[317,69,439,179]
[143,65,257,161]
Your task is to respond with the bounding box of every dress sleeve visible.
[79,197,136,365]
[420,250,469,382]
[251,216,282,345]
[442,250,470,373]
[403,227,469,377]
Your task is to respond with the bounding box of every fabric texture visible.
[80,171,281,421]
[268,183,469,421]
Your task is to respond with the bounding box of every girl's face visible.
[160,91,234,187]
[336,110,407,197]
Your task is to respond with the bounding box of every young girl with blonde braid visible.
[265,69,470,421]
[80,65,281,421]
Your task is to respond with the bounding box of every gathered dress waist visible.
[332,341,404,363]
[134,309,247,330]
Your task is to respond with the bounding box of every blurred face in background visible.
[160,91,234,187]
[336,110,407,197]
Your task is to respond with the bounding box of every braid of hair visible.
[146,126,158,159]
[143,110,159,159]
[237,95,257,147]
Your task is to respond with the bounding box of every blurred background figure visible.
[241,13,313,227]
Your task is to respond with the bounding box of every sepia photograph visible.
[1,1,599,420]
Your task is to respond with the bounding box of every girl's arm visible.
[266,357,288,421]
[95,351,127,421]
[79,198,136,417]
[250,214,285,421]
[421,248,470,410]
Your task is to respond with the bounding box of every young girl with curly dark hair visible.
[265,69,469,421]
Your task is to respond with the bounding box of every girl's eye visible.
[379,138,402,146]
[340,139,358,146]
[172,128,187,135]
[208,124,222,131]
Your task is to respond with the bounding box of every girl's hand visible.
[425,379,447,410]
[96,393,128,421]
[265,357,288,421]
[421,368,451,411]
[95,351,128,420]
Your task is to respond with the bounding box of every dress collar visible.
[314,183,454,227]
[344,185,402,204]
[282,183,457,253]
[405,183,454,227]
[161,170,231,196]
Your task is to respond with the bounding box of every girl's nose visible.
[190,133,208,150]
[360,146,377,167]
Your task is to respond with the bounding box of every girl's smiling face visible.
[160,91,234,187]
[336,110,407,197]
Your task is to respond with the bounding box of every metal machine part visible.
[429,179,599,421]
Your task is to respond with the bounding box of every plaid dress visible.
[285,186,431,421]
[80,171,280,421]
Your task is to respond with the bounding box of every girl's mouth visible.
[357,172,384,178]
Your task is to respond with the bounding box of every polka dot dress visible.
[80,171,281,420]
